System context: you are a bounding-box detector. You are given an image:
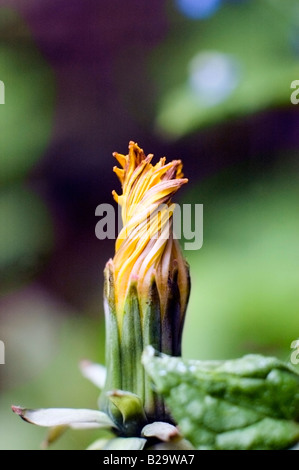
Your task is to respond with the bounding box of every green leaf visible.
[143,347,299,450]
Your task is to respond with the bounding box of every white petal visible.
[142,422,179,442]
[12,406,114,429]
[87,439,111,450]
[149,439,195,450]
[79,360,106,389]
[102,438,146,450]
[69,422,107,430]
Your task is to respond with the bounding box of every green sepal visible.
[141,280,165,421]
[100,263,122,424]
[121,283,144,400]
[107,390,147,436]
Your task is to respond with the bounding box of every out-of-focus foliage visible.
[0,317,106,450]
[0,8,55,289]
[0,8,55,183]
[152,0,298,137]
[0,186,53,290]
[183,158,299,361]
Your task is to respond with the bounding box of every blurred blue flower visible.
[225,0,249,4]
[175,0,222,20]
[188,51,241,106]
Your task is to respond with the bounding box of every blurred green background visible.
[0,0,298,449]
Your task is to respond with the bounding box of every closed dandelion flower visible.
[102,141,190,425]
